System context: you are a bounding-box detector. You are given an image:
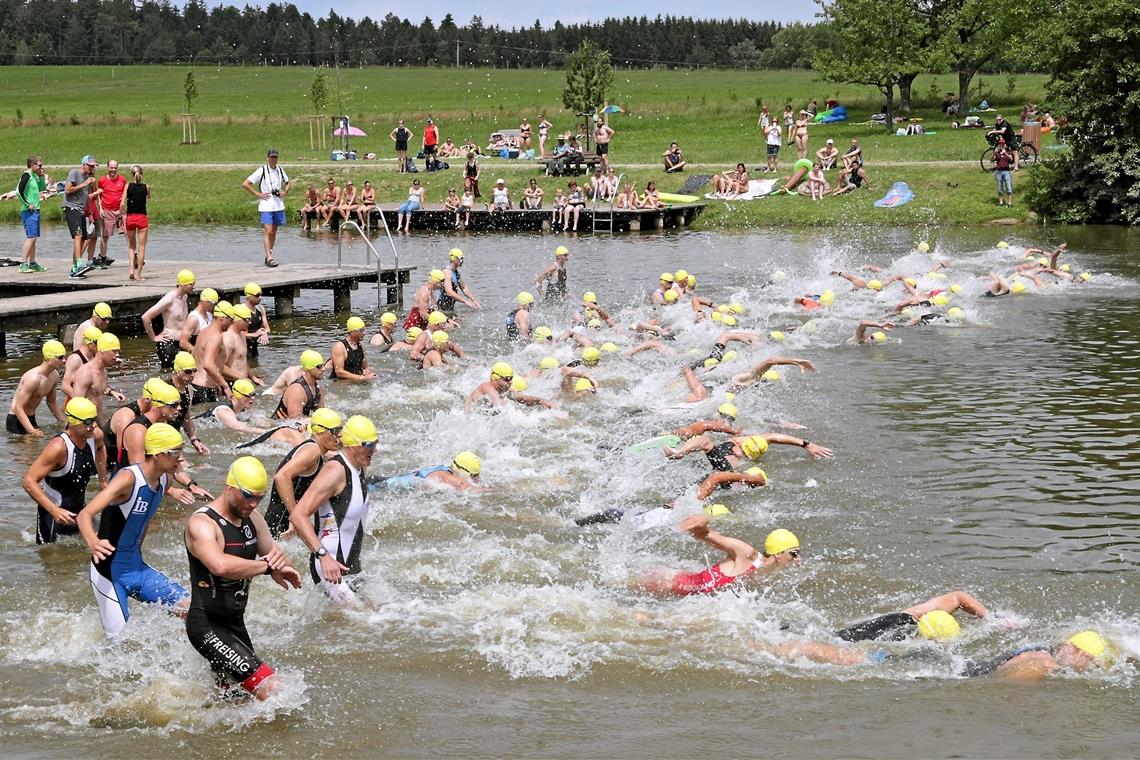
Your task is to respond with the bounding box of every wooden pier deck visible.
[0,258,414,355]
[313,201,706,234]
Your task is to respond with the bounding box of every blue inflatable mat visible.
[874,181,915,208]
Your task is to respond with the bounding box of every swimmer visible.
[535,245,570,301]
[264,407,342,538]
[120,378,184,464]
[435,248,481,312]
[241,283,271,362]
[833,590,989,642]
[192,301,235,404]
[695,466,769,497]
[169,352,209,455]
[77,423,194,636]
[289,415,378,606]
[142,269,195,370]
[465,362,514,410]
[184,456,301,700]
[69,332,127,421]
[62,327,102,400]
[411,329,465,369]
[504,376,558,409]
[369,312,399,350]
[670,402,743,440]
[6,339,67,435]
[179,287,218,351]
[72,302,112,352]
[273,350,325,419]
[983,271,1011,297]
[564,375,597,400]
[222,303,262,386]
[851,320,894,344]
[404,269,445,330]
[22,397,108,544]
[708,356,815,395]
[633,516,801,596]
[531,325,555,346]
[664,431,831,468]
[574,291,617,328]
[651,272,675,305]
[831,270,886,293]
[261,350,311,397]
[209,379,306,448]
[376,450,490,492]
[387,326,421,353]
[330,317,377,381]
[505,292,534,342]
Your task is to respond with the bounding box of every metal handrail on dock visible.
[338,218,401,312]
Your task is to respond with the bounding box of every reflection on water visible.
[0,224,1137,756]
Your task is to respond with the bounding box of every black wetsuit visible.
[962,645,1052,678]
[191,385,220,406]
[37,431,97,544]
[101,401,142,472]
[274,377,319,419]
[114,413,153,471]
[544,265,568,300]
[245,306,264,362]
[505,308,522,341]
[170,385,192,433]
[332,339,365,379]
[706,441,735,472]
[436,268,463,312]
[264,439,323,538]
[185,506,270,689]
[835,612,917,642]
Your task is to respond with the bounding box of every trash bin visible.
[1021,121,1041,151]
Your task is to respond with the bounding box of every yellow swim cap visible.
[724,392,735,400]
[583,291,598,303]
[65,396,98,424]
[517,291,535,306]
[730,303,745,314]
[761,369,781,382]
[93,302,113,319]
[917,241,930,253]
[867,279,883,291]
[917,610,961,641]
[381,312,398,325]
[226,455,268,495]
[1078,271,1092,282]
[659,272,674,283]
[582,347,601,366]
[721,315,737,327]
[453,450,481,476]
[340,415,378,447]
[144,422,184,455]
[801,320,817,335]
[429,269,447,283]
[928,271,947,280]
[555,245,569,256]
[716,304,730,314]
[82,326,103,344]
[772,270,787,282]
[741,435,768,460]
[427,311,448,327]
[703,357,719,368]
[199,288,219,304]
[722,350,738,363]
[574,377,595,393]
[405,327,422,341]
[769,330,785,342]
[300,350,324,371]
[931,294,950,306]
[231,378,256,398]
[177,269,196,286]
[244,282,262,296]
[703,503,731,517]
[745,466,768,482]
[144,378,181,406]
[96,333,120,352]
[431,330,449,345]
[664,290,678,303]
[949,284,963,294]
[1059,263,1071,273]
[533,326,553,341]
[449,247,464,260]
[711,312,723,323]
[510,376,528,392]
[674,269,689,282]
[1010,282,1027,294]
[42,339,66,360]
[819,290,836,306]
[997,241,1009,249]
[1066,630,1107,659]
[600,342,618,353]
[310,407,343,434]
[346,316,366,332]
[718,402,738,419]
[687,275,696,288]
[764,528,799,556]
[1036,256,1049,267]
[214,301,234,319]
[947,307,965,321]
[231,303,252,321]
[587,318,603,330]
[904,277,918,288]
[539,356,560,371]
[491,362,514,380]
[871,331,888,343]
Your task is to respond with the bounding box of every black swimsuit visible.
[332,338,365,379]
[264,439,324,538]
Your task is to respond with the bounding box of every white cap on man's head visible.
[826,138,834,144]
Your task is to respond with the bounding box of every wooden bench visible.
[540,151,601,176]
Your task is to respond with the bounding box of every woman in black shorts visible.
[389,119,413,173]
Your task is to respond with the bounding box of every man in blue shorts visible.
[77,423,195,636]
[16,155,48,273]
[242,148,291,268]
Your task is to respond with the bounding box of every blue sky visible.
[205,1,820,29]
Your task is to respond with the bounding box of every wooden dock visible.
[0,258,415,355]
[312,202,706,234]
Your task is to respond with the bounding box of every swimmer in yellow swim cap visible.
[853,320,895,344]
[535,245,571,301]
[832,270,888,292]
[663,430,832,468]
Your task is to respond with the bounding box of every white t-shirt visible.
[766,124,782,147]
[247,164,289,212]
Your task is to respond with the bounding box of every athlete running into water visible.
[263,408,342,538]
[404,269,446,330]
[535,245,570,300]
[436,248,481,313]
[6,339,67,435]
[274,351,325,420]
[184,456,301,699]
[330,317,377,381]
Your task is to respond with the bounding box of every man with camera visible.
[242,148,291,268]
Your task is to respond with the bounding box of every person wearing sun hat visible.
[185,455,301,700]
[329,316,376,382]
[242,148,290,267]
[290,415,379,605]
[6,339,68,435]
[63,154,99,278]
[21,396,108,544]
[78,422,194,636]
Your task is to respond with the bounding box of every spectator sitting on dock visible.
[604,168,619,201]
[444,189,462,228]
[587,167,606,201]
[562,180,586,231]
[339,181,359,226]
[397,178,424,233]
[491,179,511,212]
[358,181,376,226]
[551,188,567,226]
[300,185,320,231]
[523,179,544,209]
[663,142,687,172]
[321,178,340,227]
[616,182,638,209]
[438,138,460,158]
[460,188,475,227]
[640,181,665,210]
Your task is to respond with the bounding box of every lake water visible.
[0,223,1137,758]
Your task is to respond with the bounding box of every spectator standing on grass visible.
[64,155,99,279]
[17,155,48,273]
[464,152,481,198]
[97,160,126,266]
[765,122,782,172]
[241,148,289,268]
[423,117,440,167]
[794,111,811,160]
[519,118,532,151]
[783,105,794,145]
[390,120,413,173]
[124,164,152,280]
[758,104,771,131]
[594,119,615,173]
[538,116,553,157]
[994,139,1014,207]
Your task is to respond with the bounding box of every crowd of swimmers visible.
[5,238,1124,701]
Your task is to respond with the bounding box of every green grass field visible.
[0,66,1051,227]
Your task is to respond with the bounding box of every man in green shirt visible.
[17,155,48,273]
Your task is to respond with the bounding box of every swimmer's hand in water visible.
[272,566,302,590]
[679,514,710,538]
[804,442,833,459]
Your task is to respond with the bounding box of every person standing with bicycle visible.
[988,116,1019,170]
[994,139,1014,207]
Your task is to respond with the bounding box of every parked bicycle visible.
[980,133,1038,172]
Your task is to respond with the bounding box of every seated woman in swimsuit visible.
[339,181,359,226]
[711,164,749,197]
[633,515,802,595]
[357,180,376,226]
[639,181,665,209]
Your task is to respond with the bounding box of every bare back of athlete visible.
[264,365,303,396]
[193,321,229,395]
[222,325,260,385]
[8,363,64,433]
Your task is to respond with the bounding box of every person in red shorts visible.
[123,164,152,281]
[403,269,446,330]
[96,160,126,266]
[633,515,802,595]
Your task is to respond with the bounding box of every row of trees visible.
[0,0,784,68]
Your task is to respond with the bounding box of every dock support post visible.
[275,290,296,318]
[0,331,5,357]
[333,283,352,313]
[655,214,665,230]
